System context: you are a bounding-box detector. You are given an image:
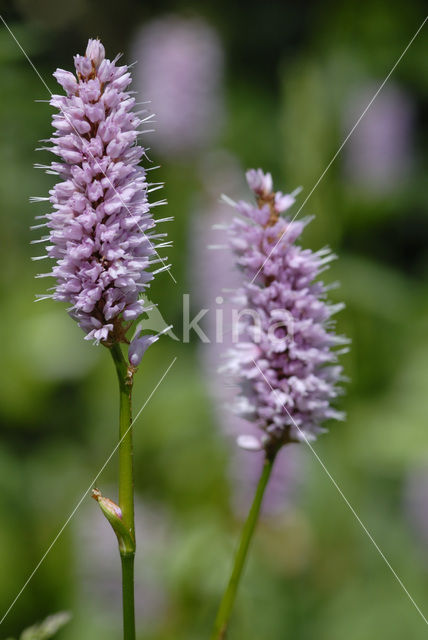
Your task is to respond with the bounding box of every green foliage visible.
[6,612,71,640]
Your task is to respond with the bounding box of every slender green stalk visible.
[210,452,277,640]
[110,343,136,640]
[121,553,136,638]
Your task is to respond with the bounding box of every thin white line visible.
[0,356,177,626]
[0,14,177,285]
[250,15,428,285]
[252,359,428,626]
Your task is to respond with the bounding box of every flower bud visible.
[128,324,173,367]
[246,168,273,196]
[85,38,105,68]
[92,488,135,553]
[128,334,157,367]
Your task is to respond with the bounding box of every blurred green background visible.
[1,0,428,638]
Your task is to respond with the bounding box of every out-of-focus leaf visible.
[20,611,71,640]
[337,254,418,322]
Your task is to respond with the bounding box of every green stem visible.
[121,553,136,638]
[110,343,136,640]
[210,452,277,640]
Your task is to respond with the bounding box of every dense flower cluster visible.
[33,39,170,357]
[222,169,347,451]
[193,156,302,513]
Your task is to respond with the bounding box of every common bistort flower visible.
[32,38,170,362]
[193,156,303,514]
[221,169,347,454]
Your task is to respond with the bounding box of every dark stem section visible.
[210,450,278,640]
[110,343,136,640]
[121,552,136,639]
